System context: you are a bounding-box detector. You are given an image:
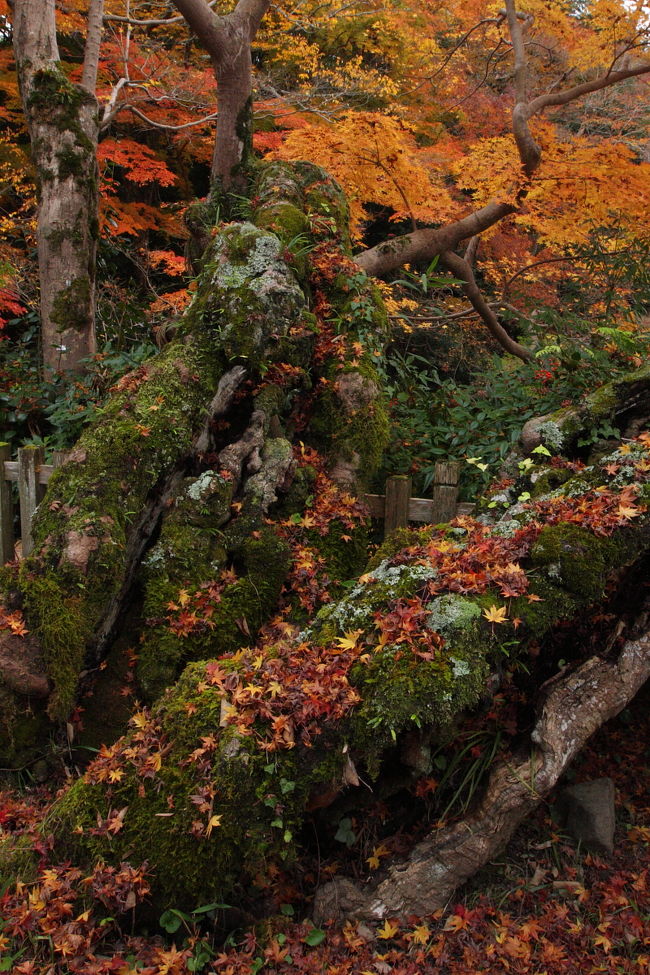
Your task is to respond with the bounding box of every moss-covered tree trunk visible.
[0,160,389,760]
[13,0,100,375]
[2,159,650,927]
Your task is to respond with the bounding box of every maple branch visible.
[104,0,218,27]
[355,200,514,276]
[402,14,506,97]
[116,103,219,131]
[440,250,531,361]
[356,2,650,294]
[81,0,105,95]
[452,37,507,110]
[505,0,540,175]
[528,62,650,116]
[101,76,128,128]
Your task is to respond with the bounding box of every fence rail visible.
[367,463,474,538]
[1,450,474,564]
[0,444,69,563]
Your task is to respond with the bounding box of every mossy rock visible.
[520,362,650,457]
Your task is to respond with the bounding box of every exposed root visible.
[314,626,650,922]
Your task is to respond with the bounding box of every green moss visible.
[50,275,92,332]
[0,835,38,894]
[0,686,50,772]
[254,202,310,244]
[18,572,94,719]
[11,336,224,724]
[56,144,87,181]
[308,557,438,642]
[137,519,291,702]
[349,627,488,763]
[530,467,572,498]
[181,223,306,366]
[308,365,390,485]
[307,519,370,588]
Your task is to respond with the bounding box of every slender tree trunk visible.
[172,0,271,190]
[211,20,254,190]
[13,0,100,376]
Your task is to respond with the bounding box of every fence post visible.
[0,443,14,564]
[18,446,44,558]
[384,474,412,537]
[432,461,460,523]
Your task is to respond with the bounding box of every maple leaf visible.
[206,814,222,837]
[366,843,390,870]
[376,919,400,939]
[334,629,364,651]
[444,912,469,932]
[410,923,431,945]
[106,807,128,834]
[483,604,508,624]
[617,503,642,520]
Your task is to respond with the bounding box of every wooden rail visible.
[1,450,473,564]
[0,444,68,562]
[365,462,474,538]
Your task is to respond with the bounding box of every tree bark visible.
[314,626,650,922]
[12,0,101,376]
[172,0,271,189]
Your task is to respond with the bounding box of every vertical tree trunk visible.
[13,0,99,376]
[212,20,254,191]
[172,0,271,192]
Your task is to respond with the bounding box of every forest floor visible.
[1,676,649,973]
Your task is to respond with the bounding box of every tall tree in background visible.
[12,0,104,375]
[172,0,271,188]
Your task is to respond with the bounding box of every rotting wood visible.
[313,623,650,923]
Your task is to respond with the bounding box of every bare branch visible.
[440,250,532,360]
[116,103,219,131]
[528,62,650,116]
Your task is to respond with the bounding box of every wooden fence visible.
[0,444,69,563]
[366,463,474,538]
[1,450,473,564]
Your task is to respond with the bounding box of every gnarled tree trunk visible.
[1,160,650,925]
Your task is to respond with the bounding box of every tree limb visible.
[81,0,105,95]
[440,250,532,360]
[314,625,650,922]
[355,2,650,278]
